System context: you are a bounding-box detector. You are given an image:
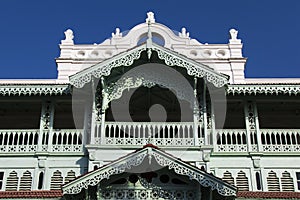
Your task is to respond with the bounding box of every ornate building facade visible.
[0,12,299,199]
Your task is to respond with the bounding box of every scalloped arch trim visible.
[62,146,236,196]
[69,44,229,88]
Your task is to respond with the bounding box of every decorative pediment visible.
[62,145,236,197]
[69,43,229,89]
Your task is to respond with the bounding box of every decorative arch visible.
[112,22,197,48]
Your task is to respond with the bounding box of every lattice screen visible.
[267,171,280,191]
[222,171,235,186]
[19,171,32,191]
[5,171,18,191]
[236,171,249,191]
[50,170,63,190]
[281,171,294,191]
[64,170,76,184]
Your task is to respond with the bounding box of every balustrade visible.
[215,129,300,153]
[215,129,248,152]
[51,129,83,152]
[0,130,39,153]
[95,122,204,146]
[260,129,300,152]
[0,129,83,154]
[1,127,300,153]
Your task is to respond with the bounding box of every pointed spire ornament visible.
[146,12,153,60]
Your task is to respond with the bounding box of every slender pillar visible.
[100,77,107,144]
[211,101,217,149]
[90,79,97,144]
[38,99,54,152]
[253,102,262,152]
[244,101,253,152]
[244,101,262,152]
[203,80,208,145]
[193,77,199,146]
[82,100,92,145]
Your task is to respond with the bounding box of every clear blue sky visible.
[0,0,299,79]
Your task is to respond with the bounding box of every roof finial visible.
[61,29,74,45]
[229,28,241,44]
[146,12,153,60]
[145,11,155,24]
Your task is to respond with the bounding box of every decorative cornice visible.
[62,147,236,197]
[0,84,71,96]
[227,84,300,95]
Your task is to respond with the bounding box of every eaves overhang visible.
[0,84,71,96]
[227,84,300,96]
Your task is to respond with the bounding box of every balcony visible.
[0,124,299,154]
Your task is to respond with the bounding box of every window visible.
[0,172,3,190]
[256,172,262,190]
[297,172,300,190]
[38,172,44,190]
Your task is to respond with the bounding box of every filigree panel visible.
[0,84,70,96]
[62,147,236,197]
[70,45,229,89]
[63,152,147,194]
[70,47,145,88]
[153,47,228,88]
[152,151,236,196]
[227,85,300,96]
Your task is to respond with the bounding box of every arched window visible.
[137,33,165,46]
[255,172,262,190]
[38,172,44,190]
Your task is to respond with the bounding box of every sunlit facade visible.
[0,12,299,199]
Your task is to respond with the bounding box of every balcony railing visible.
[260,129,300,152]
[215,129,300,153]
[0,125,299,153]
[0,129,83,154]
[94,122,204,146]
